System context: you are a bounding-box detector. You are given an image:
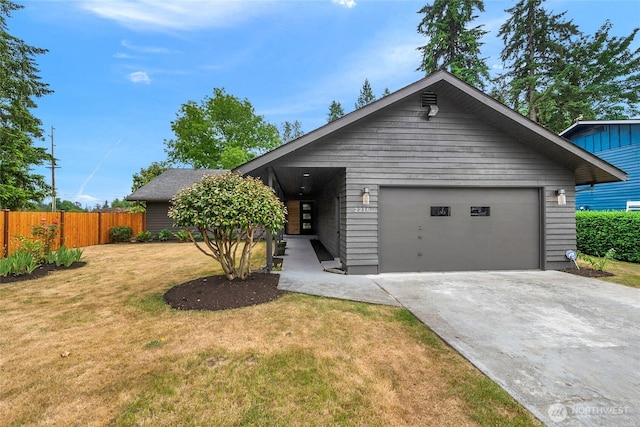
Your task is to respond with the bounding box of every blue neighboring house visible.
[561,120,640,211]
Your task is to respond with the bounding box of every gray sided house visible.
[126,169,227,233]
[235,71,626,274]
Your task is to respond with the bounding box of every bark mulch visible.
[0,262,86,284]
[164,273,286,311]
[562,267,614,278]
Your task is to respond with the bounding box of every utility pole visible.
[49,126,59,212]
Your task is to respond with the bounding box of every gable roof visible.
[235,70,626,186]
[126,168,227,202]
[560,119,640,139]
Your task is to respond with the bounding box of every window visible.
[470,206,490,217]
[430,206,450,216]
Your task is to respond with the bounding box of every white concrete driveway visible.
[373,270,640,427]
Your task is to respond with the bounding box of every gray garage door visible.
[379,187,541,272]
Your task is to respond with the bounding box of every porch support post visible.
[266,168,274,272]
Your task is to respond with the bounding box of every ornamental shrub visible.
[31,219,59,255]
[576,211,640,262]
[169,172,286,280]
[109,226,133,243]
[158,229,172,241]
[136,231,153,242]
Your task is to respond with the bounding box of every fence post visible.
[98,212,103,244]
[2,209,9,258]
[59,210,65,249]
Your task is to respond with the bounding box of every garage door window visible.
[470,206,490,216]
[430,206,451,216]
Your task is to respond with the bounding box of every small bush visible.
[158,229,172,241]
[14,236,46,263]
[579,248,616,271]
[110,226,133,243]
[31,219,59,255]
[173,230,190,242]
[136,231,153,242]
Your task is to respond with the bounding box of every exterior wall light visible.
[557,188,566,205]
[362,187,370,205]
[425,104,439,118]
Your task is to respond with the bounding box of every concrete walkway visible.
[277,236,640,427]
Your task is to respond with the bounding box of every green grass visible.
[578,257,640,288]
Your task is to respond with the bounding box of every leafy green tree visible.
[417,0,489,88]
[541,21,640,132]
[164,88,281,169]
[132,160,171,193]
[32,199,85,212]
[280,120,304,143]
[111,197,136,209]
[327,100,345,122]
[0,1,53,210]
[497,0,578,123]
[168,172,286,280]
[355,79,376,109]
[56,199,85,212]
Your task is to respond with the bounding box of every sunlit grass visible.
[577,256,640,288]
[0,242,542,426]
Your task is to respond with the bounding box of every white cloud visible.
[332,0,356,8]
[113,52,137,59]
[127,71,151,84]
[121,40,177,54]
[74,194,101,204]
[79,0,275,31]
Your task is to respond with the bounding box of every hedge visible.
[576,211,640,263]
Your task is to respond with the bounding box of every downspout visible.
[266,168,274,272]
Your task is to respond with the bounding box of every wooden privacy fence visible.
[1,210,145,257]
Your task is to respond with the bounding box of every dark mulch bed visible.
[309,239,334,262]
[562,267,614,278]
[164,273,286,311]
[0,262,86,284]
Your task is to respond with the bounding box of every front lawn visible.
[0,243,541,426]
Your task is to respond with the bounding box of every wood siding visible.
[271,93,576,272]
[575,144,640,211]
[146,202,177,234]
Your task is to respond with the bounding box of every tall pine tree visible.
[0,1,53,209]
[417,0,489,88]
[354,79,376,109]
[542,21,640,132]
[327,100,345,123]
[497,0,578,123]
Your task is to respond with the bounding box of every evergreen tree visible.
[542,21,640,132]
[416,0,489,88]
[327,100,345,123]
[496,0,578,123]
[0,1,53,209]
[354,79,376,109]
[279,120,304,143]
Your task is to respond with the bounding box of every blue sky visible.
[10,0,640,207]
